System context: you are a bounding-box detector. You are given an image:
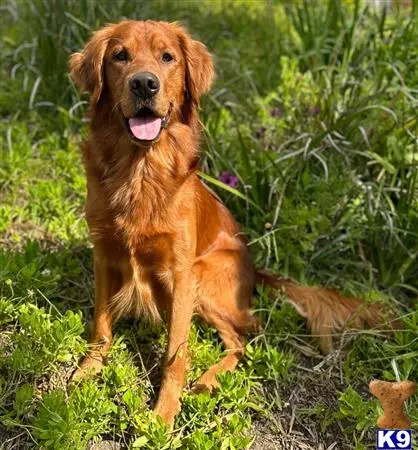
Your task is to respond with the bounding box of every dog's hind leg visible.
[192,238,258,392]
[191,311,249,393]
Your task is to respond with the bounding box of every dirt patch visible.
[87,440,122,450]
[251,352,359,449]
[0,426,31,450]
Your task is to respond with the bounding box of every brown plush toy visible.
[369,379,416,429]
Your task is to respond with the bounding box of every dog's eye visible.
[114,50,128,62]
[161,52,174,63]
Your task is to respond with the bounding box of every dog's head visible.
[69,20,214,146]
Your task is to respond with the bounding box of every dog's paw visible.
[153,399,180,428]
[71,354,104,382]
[191,371,219,394]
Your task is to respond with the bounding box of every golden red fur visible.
[69,20,397,426]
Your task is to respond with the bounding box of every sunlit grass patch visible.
[0,0,417,448]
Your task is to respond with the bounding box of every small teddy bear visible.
[369,379,416,429]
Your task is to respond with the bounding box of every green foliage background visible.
[0,0,417,448]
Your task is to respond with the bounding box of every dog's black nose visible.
[129,72,160,99]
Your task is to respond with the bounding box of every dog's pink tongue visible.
[128,115,162,141]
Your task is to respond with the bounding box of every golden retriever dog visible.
[69,20,394,426]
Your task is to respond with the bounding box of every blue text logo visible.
[376,430,412,449]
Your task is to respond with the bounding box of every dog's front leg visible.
[154,267,194,427]
[72,247,120,379]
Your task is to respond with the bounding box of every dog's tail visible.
[255,270,401,354]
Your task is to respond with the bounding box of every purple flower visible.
[308,105,320,116]
[219,171,239,188]
[269,107,283,118]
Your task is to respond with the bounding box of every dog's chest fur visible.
[84,145,187,321]
[82,123,198,321]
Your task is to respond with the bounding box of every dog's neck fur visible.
[83,103,201,240]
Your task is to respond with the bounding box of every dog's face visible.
[70,21,214,146]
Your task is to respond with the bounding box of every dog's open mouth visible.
[126,107,168,143]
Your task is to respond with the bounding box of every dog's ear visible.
[69,25,114,104]
[175,25,215,106]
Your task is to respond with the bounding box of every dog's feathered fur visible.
[69,20,397,426]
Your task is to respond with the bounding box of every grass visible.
[0,0,417,448]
